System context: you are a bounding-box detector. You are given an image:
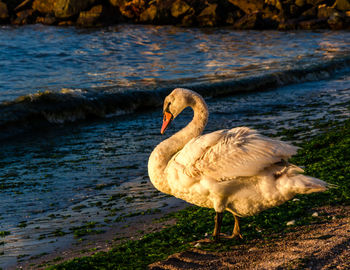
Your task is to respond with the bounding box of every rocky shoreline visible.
[0,0,349,29]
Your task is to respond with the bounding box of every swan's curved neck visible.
[148,94,208,194]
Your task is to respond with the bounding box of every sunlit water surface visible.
[1,25,349,102]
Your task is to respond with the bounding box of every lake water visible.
[0,24,349,268]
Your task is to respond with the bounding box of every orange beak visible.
[161,111,173,134]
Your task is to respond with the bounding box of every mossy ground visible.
[48,119,350,270]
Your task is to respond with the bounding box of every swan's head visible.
[161,88,197,134]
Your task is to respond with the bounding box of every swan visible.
[148,88,329,241]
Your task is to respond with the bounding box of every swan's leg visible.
[230,215,243,239]
[213,212,223,241]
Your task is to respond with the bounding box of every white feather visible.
[173,127,298,179]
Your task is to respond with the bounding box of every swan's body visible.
[148,88,328,240]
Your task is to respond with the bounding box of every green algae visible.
[70,222,105,238]
[18,221,27,228]
[0,231,10,237]
[72,204,87,211]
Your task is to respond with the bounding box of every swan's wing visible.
[173,127,298,179]
[170,129,226,175]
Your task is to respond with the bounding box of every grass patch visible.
[49,119,350,269]
[52,229,67,237]
[52,257,64,262]
[18,221,27,228]
[0,231,10,237]
[108,193,127,201]
[70,222,105,238]
[17,254,30,259]
[72,204,87,211]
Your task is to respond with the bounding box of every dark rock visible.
[0,1,9,22]
[234,11,278,29]
[0,0,348,29]
[333,0,350,11]
[13,9,35,24]
[231,0,284,22]
[289,4,301,16]
[115,0,147,19]
[278,14,333,29]
[77,3,120,26]
[265,0,284,12]
[153,0,176,24]
[278,18,301,29]
[225,12,235,24]
[298,17,328,28]
[305,0,329,6]
[328,10,350,28]
[318,4,336,18]
[139,4,157,22]
[171,0,195,25]
[286,0,315,18]
[77,4,103,26]
[228,0,264,14]
[271,0,301,19]
[180,13,195,25]
[109,0,119,6]
[295,0,306,7]
[58,20,74,26]
[109,0,126,8]
[170,0,193,18]
[301,6,318,17]
[2,0,22,14]
[54,0,97,19]
[182,0,208,14]
[214,0,244,25]
[197,3,218,26]
[14,0,34,12]
[32,0,56,14]
[233,12,257,29]
[35,14,56,25]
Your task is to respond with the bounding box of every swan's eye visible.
[165,102,171,113]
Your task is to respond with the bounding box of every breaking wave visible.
[1,56,349,140]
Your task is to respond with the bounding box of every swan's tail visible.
[276,165,332,194]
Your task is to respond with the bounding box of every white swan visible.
[148,88,328,241]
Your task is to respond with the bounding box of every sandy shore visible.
[149,205,350,270]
